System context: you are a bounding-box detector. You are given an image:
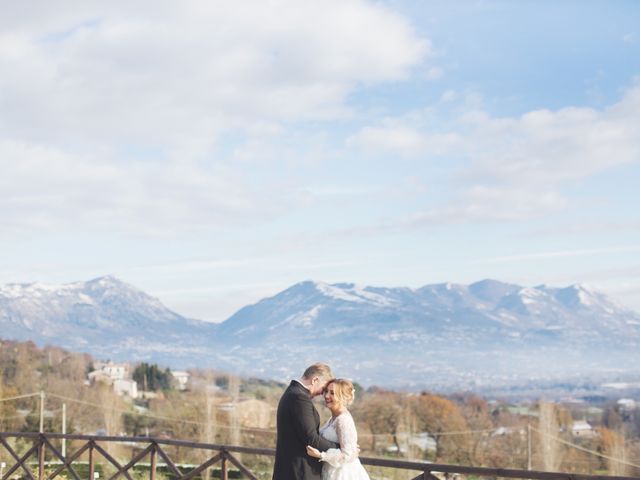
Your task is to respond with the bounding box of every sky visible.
[1,0,639,322]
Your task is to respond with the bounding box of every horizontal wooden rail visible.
[0,432,638,480]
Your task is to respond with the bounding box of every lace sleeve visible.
[320,413,359,467]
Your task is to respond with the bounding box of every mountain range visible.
[2,276,639,391]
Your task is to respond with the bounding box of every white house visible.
[408,432,437,452]
[571,420,596,438]
[114,379,138,399]
[89,361,129,382]
[171,370,190,390]
[88,369,113,384]
[88,361,136,399]
[617,398,636,411]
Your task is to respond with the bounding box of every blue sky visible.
[1,0,639,321]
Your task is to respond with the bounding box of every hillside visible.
[2,276,640,390]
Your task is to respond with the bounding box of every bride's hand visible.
[306,445,321,458]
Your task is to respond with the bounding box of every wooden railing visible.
[0,432,638,480]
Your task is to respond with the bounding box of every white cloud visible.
[347,125,459,157]
[475,245,640,264]
[352,83,640,184]
[440,89,457,103]
[347,126,426,155]
[425,66,444,80]
[454,186,567,221]
[347,83,640,225]
[0,0,428,156]
[463,87,640,185]
[0,0,429,235]
[381,187,566,230]
[527,220,640,237]
[0,139,269,236]
[125,256,356,275]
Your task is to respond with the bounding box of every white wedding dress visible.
[318,411,370,480]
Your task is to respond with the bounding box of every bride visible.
[306,378,370,480]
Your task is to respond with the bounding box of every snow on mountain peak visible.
[576,288,593,306]
[314,281,394,306]
[468,279,520,303]
[519,287,543,296]
[278,305,322,329]
[571,284,604,305]
[85,275,137,293]
[217,278,640,389]
[518,287,546,304]
[550,283,602,310]
[0,276,132,298]
[3,276,640,390]
[0,284,23,299]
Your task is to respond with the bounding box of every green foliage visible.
[214,376,229,389]
[133,362,172,391]
[123,410,157,436]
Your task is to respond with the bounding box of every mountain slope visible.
[1,277,639,390]
[0,276,216,362]
[215,280,640,388]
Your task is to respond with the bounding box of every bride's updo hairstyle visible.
[327,378,355,407]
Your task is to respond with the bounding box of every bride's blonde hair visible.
[327,378,355,407]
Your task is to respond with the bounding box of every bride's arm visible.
[318,414,359,467]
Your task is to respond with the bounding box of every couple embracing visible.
[273,363,369,480]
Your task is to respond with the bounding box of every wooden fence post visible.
[89,442,95,480]
[38,437,46,480]
[150,444,157,480]
[221,451,228,480]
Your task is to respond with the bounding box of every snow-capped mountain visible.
[0,276,216,362]
[1,276,639,390]
[214,279,640,388]
[220,279,640,343]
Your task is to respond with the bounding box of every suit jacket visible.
[273,381,339,480]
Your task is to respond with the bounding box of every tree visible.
[0,378,23,431]
[13,342,41,394]
[133,363,172,391]
[355,391,403,453]
[599,427,628,476]
[199,372,220,480]
[228,374,241,450]
[452,393,495,465]
[537,402,565,472]
[411,392,470,463]
[603,406,624,432]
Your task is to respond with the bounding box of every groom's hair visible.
[302,363,333,380]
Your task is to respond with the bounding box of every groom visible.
[272,363,339,480]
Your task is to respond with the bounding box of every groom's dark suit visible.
[273,381,339,480]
